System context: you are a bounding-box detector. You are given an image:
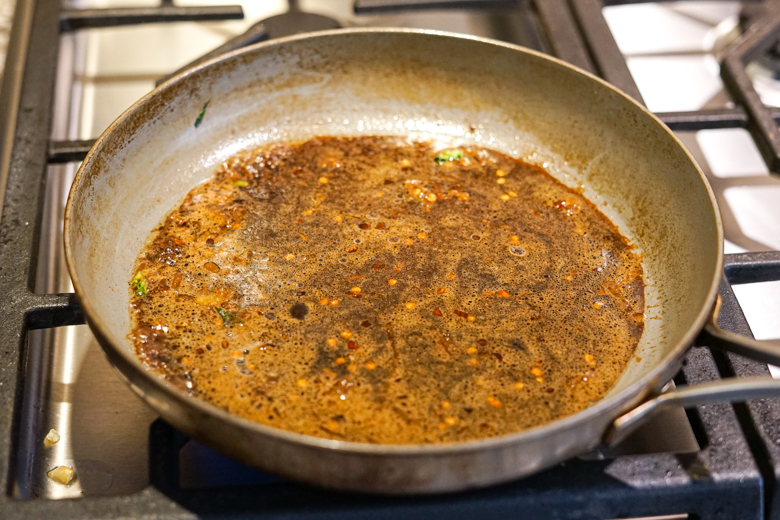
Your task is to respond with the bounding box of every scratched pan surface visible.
[64,29,722,493]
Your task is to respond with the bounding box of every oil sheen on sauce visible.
[129,136,644,444]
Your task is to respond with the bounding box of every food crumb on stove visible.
[341,330,352,339]
[329,299,339,306]
[468,358,478,366]
[297,379,308,388]
[405,302,416,309]
[44,428,60,447]
[444,416,457,426]
[284,253,295,261]
[365,361,377,371]
[347,364,357,373]
[584,354,596,367]
[47,466,75,486]
[335,357,346,365]
[496,169,506,177]
[318,177,328,184]
[467,346,478,355]
[441,401,451,410]
[327,338,337,347]
[514,382,525,390]
[388,279,397,285]
[500,194,510,202]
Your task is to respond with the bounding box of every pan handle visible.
[605,296,780,446]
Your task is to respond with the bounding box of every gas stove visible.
[1,1,780,519]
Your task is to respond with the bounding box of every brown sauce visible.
[129,136,644,444]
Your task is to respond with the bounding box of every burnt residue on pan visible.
[128,136,644,444]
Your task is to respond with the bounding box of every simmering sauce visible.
[129,136,644,444]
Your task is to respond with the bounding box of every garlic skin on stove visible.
[47,466,75,486]
[43,428,60,447]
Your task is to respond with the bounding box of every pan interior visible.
[67,31,720,422]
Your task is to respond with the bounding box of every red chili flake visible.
[482,292,494,297]
[348,341,359,350]
[454,310,469,319]
[375,222,387,230]
[297,218,304,223]
[347,247,358,253]
[373,264,385,270]
[547,388,555,393]
[496,290,510,298]
[432,308,443,317]
[361,320,371,328]
[493,352,503,362]
[195,348,205,355]
[358,223,371,230]
[477,339,487,346]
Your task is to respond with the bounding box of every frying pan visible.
[63,29,780,494]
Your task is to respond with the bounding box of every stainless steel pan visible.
[64,28,780,494]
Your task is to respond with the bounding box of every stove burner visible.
[259,1,340,39]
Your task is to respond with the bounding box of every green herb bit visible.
[194,100,210,128]
[234,180,248,187]
[215,306,242,328]
[434,149,464,164]
[131,273,148,297]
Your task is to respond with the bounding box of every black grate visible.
[1,0,780,518]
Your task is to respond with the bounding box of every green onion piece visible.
[194,100,210,128]
[131,273,148,297]
[234,180,248,187]
[215,306,242,328]
[434,149,464,164]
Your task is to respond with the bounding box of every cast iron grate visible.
[1,0,780,519]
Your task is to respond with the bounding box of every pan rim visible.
[63,27,724,457]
